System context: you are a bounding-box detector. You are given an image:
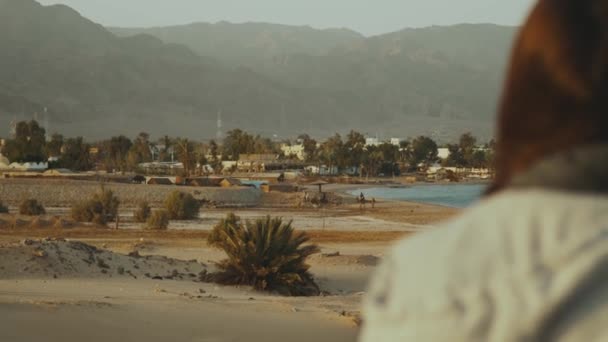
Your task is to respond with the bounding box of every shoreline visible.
[327,180,490,193]
[329,181,488,209]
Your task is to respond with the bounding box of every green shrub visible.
[146,210,169,230]
[164,191,200,220]
[207,213,241,248]
[208,216,320,296]
[19,199,46,216]
[134,201,151,223]
[72,187,120,225]
[0,201,8,214]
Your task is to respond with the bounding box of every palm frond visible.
[208,214,320,296]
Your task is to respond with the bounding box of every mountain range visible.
[0,0,518,141]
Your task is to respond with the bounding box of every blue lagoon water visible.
[349,184,487,208]
[240,180,267,189]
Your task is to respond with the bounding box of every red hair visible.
[491,0,608,192]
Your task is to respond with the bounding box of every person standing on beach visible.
[361,1,608,341]
[359,192,366,210]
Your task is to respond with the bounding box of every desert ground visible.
[0,178,459,342]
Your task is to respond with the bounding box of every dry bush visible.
[53,217,75,229]
[207,213,240,248]
[134,201,151,223]
[72,187,120,225]
[0,201,8,214]
[10,217,29,229]
[146,210,169,230]
[207,215,320,296]
[19,199,46,216]
[164,191,200,220]
[30,217,52,229]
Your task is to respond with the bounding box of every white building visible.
[0,153,49,171]
[365,138,381,147]
[438,148,450,160]
[390,138,405,146]
[436,147,489,161]
[305,165,339,176]
[7,162,48,171]
[280,144,306,160]
[221,161,238,173]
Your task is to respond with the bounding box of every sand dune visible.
[0,239,206,281]
[0,239,372,341]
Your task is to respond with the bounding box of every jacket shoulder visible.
[361,190,608,342]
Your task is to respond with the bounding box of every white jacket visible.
[361,189,608,342]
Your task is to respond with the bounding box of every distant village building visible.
[438,148,450,160]
[0,152,49,172]
[390,138,405,146]
[221,161,237,174]
[365,138,381,147]
[195,164,214,174]
[138,162,184,174]
[305,165,339,176]
[237,154,279,172]
[280,144,306,160]
[5,162,48,171]
[426,166,492,181]
[219,178,242,188]
[436,146,488,161]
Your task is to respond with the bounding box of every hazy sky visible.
[38,0,534,36]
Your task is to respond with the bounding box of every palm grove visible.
[1,120,495,175]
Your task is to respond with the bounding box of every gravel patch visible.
[0,179,262,208]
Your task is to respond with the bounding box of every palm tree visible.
[209,215,321,296]
[174,138,195,176]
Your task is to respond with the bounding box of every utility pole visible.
[44,107,50,141]
[216,109,223,142]
[9,116,17,138]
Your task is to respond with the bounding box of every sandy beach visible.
[0,180,459,342]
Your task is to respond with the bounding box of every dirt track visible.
[0,227,410,245]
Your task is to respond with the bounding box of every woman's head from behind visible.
[492,0,608,192]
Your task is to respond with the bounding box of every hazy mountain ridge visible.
[112,21,518,139]
[0,0,363,139]
[111,22,366,68]
[0,0,517,140]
